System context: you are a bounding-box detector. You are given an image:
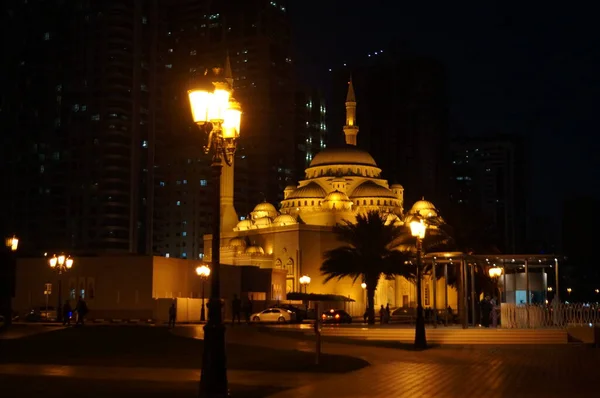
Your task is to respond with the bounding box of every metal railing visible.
[501,303,600,328]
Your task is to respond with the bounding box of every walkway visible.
[0,324,62,340]
[177,325,600,398]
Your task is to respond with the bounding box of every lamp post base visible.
[199,322,228,397]
[414,307,427,349]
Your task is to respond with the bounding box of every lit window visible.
[159,181,165,187]
[81,105,87,111]
[165,253,170,258]
[44,32,50,40]
[176,201,181,206]
[183,179,187,184]
[168,48,173,53]
[72,104,79,112]
[142,140,148,148]
[91,114,100,121]
[40,165,45,173]
[182,232,187,237]
[199,253,204,259]
[165,64,172,69]
[182,253,187,258]
[200,179,207,186]
[190,50,197,55]
[176,181,181,185]
[142,16,147,24]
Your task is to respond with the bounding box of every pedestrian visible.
[385,303,391,324]
[480,296,492,327]
[379,305,386,325]
[75,296,88,326]
[244,295,253,324]
[62,300,72,326]
[490,296,499,328]
[168,302,176,328]
[231,294,241,325]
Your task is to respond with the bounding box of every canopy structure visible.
[286,292,355,302]
[419,252,564,328]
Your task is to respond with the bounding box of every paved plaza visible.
[1,324,598,397]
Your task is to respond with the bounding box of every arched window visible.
[377,200,380,205]
[285,258,294,275]
[275,258,283,269]
[311,200,314,206]
[304,200,307,206]
[370,199,374,205]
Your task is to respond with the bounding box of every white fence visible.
[501,303,600,328]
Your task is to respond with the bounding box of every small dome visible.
[254,217,272,228]
[235,219,255,231]
[390,183,404,190]
[410,198,438,218]
[309,145,377,167]
[273,214,297,226]
[251,201,278,219]
[245,245,265,255]
[284,185,296,191]
[322,190,353,210]
[351,181,397,198]
[229,237,247,247]
[287,182,327,199]
[324,190,351,202]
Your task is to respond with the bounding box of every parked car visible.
[251,308,295,323]
[389,307,415,323]
[272,304,306,322]
[321,309,352,324]
[25,306,57,322]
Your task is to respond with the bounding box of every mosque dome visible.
[322,190,353,210]
[273,214,297,226]
[254,217,273,228]
[409,198,438,218]
[235,219,255,231]
[351,181,397,198]
[245,245,265,255]
[287,182,327,199]
[309,145,377,167]
[229,237,247,248]
[251,201,278,219]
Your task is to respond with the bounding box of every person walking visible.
[385,303,391,324]
[231,294,241,325]
[168,302,176,328]
[379,305,386,325]
[62,300,72,326]
[75,296,88,326]
[244,295,253,324]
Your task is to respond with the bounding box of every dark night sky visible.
[290,0,600,235]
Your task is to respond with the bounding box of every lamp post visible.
[299,275,311,294]
[409,217,427,349]
[2,235,19,328]
[196,265,211,322]
[49,254,74,323]
[188,62,241,398]
[488,265,503,300]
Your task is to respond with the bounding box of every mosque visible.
[204,80,458,315]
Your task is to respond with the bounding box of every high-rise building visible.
[0,0,163,254]
[328,51,449,206]
[161,0,296,205]
[293,88,327,184]
[448,135,527,253]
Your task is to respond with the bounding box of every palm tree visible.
[320,211,411,324]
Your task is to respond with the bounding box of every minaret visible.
[343,77,359,146]
[220,53,239,232]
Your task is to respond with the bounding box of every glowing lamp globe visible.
[49,255,58,268]
[361,282,367,289]
[196,265,211,278]
[66,257,74,269]
[5,235,19,251]
[410,219,426,239]
[223,99,241,139]
[299,275,311,285]
[488,266,503,278]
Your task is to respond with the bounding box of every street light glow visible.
[488,266,503,278]
[5,235,19,251]
[196,265,211,278]
[361,282,367,289]
[410,218,426,239]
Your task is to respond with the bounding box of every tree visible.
[320,211,411,324]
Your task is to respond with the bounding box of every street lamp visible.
[567,288,572,295]
[410,217,427,349]
[49,254,74,322]
[195,265,210,322]
[299,275,311,294]
[547,287,553,292]
[2,235,19,328]
[5,235,19,252]
[188,60,241,398]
